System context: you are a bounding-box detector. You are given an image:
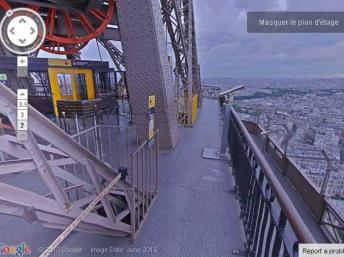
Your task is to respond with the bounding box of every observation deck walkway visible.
[0,99,245,257]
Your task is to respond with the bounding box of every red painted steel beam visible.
[0,1,11,11]
[41,41,88,55]
[46,8,56,36]
[45,0,115,44]
[63,11,77,41]
[0,0,115,55]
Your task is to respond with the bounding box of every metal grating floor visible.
[0,99,245,257]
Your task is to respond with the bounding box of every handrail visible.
[230,107,316,243]
[132,130,159,154]
[71,125,138,139]
[0,83,121,183]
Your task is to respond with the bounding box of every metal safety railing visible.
[71,122,160,240]
[243,119,344,244]
[129,130,159,238]
[0,82,160,252]
[228,107,316,257]
[0,82,134,239]
[72,125,139,170]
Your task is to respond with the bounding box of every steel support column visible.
[161,0,201,126]
[116,0,179,149]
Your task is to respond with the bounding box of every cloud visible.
[56,0,344,79]
[237,11,246,22]
[193,0,344,78]
[275,0,288,11]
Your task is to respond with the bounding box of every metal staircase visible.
[0,82,159,239]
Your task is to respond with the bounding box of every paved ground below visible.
[0,99,245,257]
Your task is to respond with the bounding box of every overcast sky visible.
[39,0,344,79]
[194,0,344,78]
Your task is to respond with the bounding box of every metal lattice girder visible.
[98,39,127,96]
[161,0,188,87]
[98,39,125,71]
[116,0,179,149]
[161,0,202,125]
[0,82,135,237]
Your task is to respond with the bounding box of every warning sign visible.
[148,95,156,142]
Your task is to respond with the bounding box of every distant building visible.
[314,128,339,149]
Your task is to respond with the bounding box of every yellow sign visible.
[48,59,72,67]
[148,95,156,141]
[148,95,156,108]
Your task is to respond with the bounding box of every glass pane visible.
[57,73,73,96]
[74,74,88,100]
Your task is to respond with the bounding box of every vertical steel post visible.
[156,130,160,193]
[149,143,152,200]
[220,104,231,155]
[145,144,149,213]
[62,112,69,134]
[321,151,332,196]
[255,115,260,136]
[116,127,121,168]
[130,153,136,240]
[186,0,194,126]
[107,129,113,168]
[141,148,145,216]
[74,114,80,142]
[264,116,272,152]
[136,150,140,230]
[126,127,130,167]
[282,125,292,176]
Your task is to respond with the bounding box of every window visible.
[57,73,73,96]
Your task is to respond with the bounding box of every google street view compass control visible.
[0,8,46,55]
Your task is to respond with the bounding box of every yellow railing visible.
[191,94,198,125]
[177,94,198,127]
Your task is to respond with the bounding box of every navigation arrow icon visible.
[19,18,26,24]
[10,27,15,35]
[19,38,27,44]
[30,27,35,35]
